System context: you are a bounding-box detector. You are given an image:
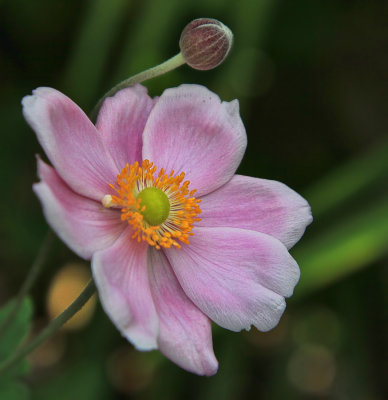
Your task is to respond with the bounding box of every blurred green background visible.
[0,0,387,399]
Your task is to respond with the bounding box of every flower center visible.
[102,160,201,250]
[137,187,170,226]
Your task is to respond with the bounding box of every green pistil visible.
[137,187,170,226]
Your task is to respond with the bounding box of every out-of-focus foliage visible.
[0,298,32,399]
[0,0,386,399]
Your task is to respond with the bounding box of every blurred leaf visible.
[61,0,130,109]
[0,381,29,400]
[214,0,279,99]
[0,359,29,383]
[0,298,32,399]
[293,197,388,298]
[32,357,109,400]
[305,139,388,218]
[112,0,184,89]
[0,298,33,366]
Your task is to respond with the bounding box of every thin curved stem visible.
[89,52,185,121]
[0,230,54,339]
[0,279,96,376]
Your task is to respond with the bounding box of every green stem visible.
[0,280,95,376]
[90,52,185,121]
[0,230,54,339]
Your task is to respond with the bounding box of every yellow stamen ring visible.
[102,160,201,250]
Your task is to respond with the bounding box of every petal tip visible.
[22,87,56,108]
[224,98,240,116]
[106,83,150,102]
[202,359,219,376]
[162,83,223,104]
[255,296,287,332]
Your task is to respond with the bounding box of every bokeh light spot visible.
[287,345,336,394]
[46,262,97,331]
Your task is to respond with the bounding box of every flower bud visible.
[179,18,233,71]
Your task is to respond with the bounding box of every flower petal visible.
[166,227,300,332]
[23,87,118,200]
[96,85,155,169]
[148,248,218,376]
[33,158,125,259]
[92,228,159,350]
[198,175,313,249]
[142,84,247,197]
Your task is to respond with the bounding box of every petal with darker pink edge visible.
[96,85,155,170]
[148,248,218,376]
[23,87,118,200]
[166,227,300,332]
[34,158,125,260]
[198,175,313,249]
[142,84,247,197]
[92,229,159,350]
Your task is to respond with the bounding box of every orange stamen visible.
[103,160,201,249]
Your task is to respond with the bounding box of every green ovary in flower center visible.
[102,160,202,250]
[137,187,170,226]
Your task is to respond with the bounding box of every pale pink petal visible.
[92,229,159,350]
[23,87,118,200]
[33,158,125,260]
[148,248,218,376]
[165,227,300,332]
[142,84,247,197]
[199,175,313,249]
[96,85,154,170]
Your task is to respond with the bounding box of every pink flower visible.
[23,84,312,376]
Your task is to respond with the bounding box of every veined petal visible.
[199,175,313,249]
[23,87,118,200]
[142,84,247,197]
[92,229,159,350]
[33,158,125,259]
[96,85,155,169]
[166,227,300,332]
[148,248,218,376]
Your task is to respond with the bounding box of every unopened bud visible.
[179,18,233,71]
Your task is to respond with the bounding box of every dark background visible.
[0,0,387,399]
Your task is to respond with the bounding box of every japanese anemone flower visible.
[23,84,312,376]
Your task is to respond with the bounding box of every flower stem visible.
[0,230,54,339]
[90,52,186,121]
[0,279,95,377]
